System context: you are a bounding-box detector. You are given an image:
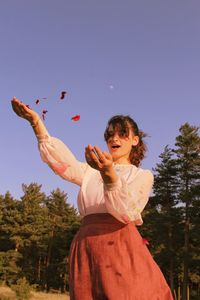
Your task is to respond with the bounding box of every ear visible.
[132,135,139,146]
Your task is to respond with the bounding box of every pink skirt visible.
[69,213,173,300]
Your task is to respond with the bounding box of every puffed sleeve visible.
[104,169,154,225]
[37,134,88,186]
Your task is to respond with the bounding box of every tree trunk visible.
[45,227,54,292]
[178,285,181,300]
[182,193,190,300]
[173,289,177,300]
[37,256,41,282]
[168,225,174,292]
[187,285,190,300]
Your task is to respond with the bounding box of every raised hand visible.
[11,97,39,124]
[85,144,118,184]
[85,144,113,171]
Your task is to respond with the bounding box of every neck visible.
[113,158,131,165]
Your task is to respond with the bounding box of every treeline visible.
[139,123,200,300]
[0,186,81,292]
[0,122,199,299]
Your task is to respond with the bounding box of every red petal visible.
[71,114,80,121]
[60,91,67,100]
[35,99,40,104]
[42,109,48,114]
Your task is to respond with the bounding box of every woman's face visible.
[106,128,139,164]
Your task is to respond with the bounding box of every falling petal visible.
[60,91,67,100]
[42,109,48,121]
[71,114,80,121]
[35,99,40,104]
[42,97,47,100]
[26,105,31,109]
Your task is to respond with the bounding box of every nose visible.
[112,132,120,142]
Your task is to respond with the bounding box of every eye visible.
[119,132,128,138]
[106,132,114,141]
[119,128,129,138]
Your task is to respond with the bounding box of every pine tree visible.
[18,183,49,285]
[44,188,81,292]
[174,123,200,299]
[0,185,81,291]
[140,146,182,297]
[0,192,22,284]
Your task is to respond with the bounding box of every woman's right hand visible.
[11,96,40,125]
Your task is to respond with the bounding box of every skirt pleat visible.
[69,213,173,300]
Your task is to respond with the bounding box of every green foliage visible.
[174,123,200,299]
[11,277,31,300]
[140,145,181,292]
[0,184,80,292]
[140,122,200,299]
[0,251,22,285]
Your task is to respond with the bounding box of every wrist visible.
[100,167,118,184]
[30,117,40,128]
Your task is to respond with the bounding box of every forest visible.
[0,123,199,300]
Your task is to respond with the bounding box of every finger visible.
[85,145,98,159]
[94,146,102,153]
[85,145,94,156]
[87,144,94,151]
[85,146,93,157]
[90,150,100,162]
[11,96,18,102]
[85,147,94,162]
[12,101,30,119]
[85,153,92,164]
[11,101,22,116]
[103,151,112,160]
[12,101,25,116]
[85,145,104,166]
[11,97,22,106]
[11,98,22,110]
[85,151,98,169]
[94,146,105,162]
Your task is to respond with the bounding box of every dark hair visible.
[104,115,147,167]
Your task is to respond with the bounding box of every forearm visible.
[30,117,49,137]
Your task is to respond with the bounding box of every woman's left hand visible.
[85,144,113,171]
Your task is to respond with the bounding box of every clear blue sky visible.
[1,0,199,208]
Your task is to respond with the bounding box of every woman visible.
[11,97,173,300]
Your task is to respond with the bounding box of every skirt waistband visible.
[81,213,126,227]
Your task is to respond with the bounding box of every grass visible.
[0,286,70,300]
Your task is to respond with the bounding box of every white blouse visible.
[37,134,154,225]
